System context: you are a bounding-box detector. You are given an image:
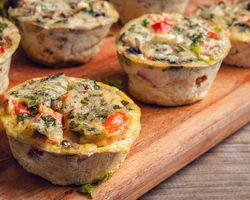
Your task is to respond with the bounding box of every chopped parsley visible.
[54,19,68,24]
[104,79,124,89]
[141,19,149,27]
[40,73,64,82]
[70,121,80,129]
[235,23,250,32]
[121,100,129,106]
[79,184,93,198]
[16,113,32,124]
[190,33,203,44]
[0,22,8,34]
[42,115,57,128]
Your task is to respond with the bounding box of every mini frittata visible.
[0,17,20,94]
[196,0,250,67]
[0,73,141,185]
[9,0,119,67]
[116,13,231,106]
[110,0,189,24]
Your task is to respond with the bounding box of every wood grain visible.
[1,1,250,200]
[141,123,250,200]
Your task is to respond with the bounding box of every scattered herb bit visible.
[78,172,113,198]
[54,19,68,24]
[153,56,162,61]
[190,33,203,44]
[141,19,149,27]
[113,105,121,109]
[95,172,113,184]
[126,47,142,55]
[41,73,64,82]
[10,91,32,99]
[190,43,200,53]
[235,23,250,32]
[177,43,186,51]
[68,112,75,119]
[205,13,214,20]
[42,115,56,128]
[104,79,123,89]
[16,113,32,123]
[0,22,8,34]
[214,26,222,33]
[70,121,80,129]
[121,100,129,106]
[79,184,93,198]
[92,81,100,90]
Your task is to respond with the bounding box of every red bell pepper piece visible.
[103,112,128,133]
[208,31,218,39]
[152,18,173,32]
[12,100,31,115]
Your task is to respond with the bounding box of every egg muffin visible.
[0,17,20,94]
[110,0,189,24]
[196,0,250,67]
[9,0,119,68]
[0,73,141,185]
[116,13,231,106]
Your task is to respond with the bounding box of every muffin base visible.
[0,57,11,94]
[224,40,250,68]
[121,59,222,106]
[18,22,112,68]
[8,137,127,185]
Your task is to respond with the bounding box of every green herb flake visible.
[54,19,68,24]
[95,172,114,184]
[16,114,32,124]
[190,33,203,44]
[113,105,121,110]
[141,19,149,27]
[70,121,80,129]
[190,43,200,53]
[93,81,100,90]
[121,100,129,106]
[79,183,93,198]
[214,26,222,33]
[41,73,64,82]
[105,79,123,89]
[0,22,8,34]
[42,115,56,128]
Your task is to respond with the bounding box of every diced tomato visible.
[0,46,5,54]
[147,56,154,61]
[0,43,10,54]
[12,100,30,115]
[208,31,218,39]
[45,138,58,145]
[103,112,128,133]
[33,132,58,145]
[247,18,250,25]
[152,19,173,32]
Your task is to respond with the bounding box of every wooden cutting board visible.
[1,1,250,200]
